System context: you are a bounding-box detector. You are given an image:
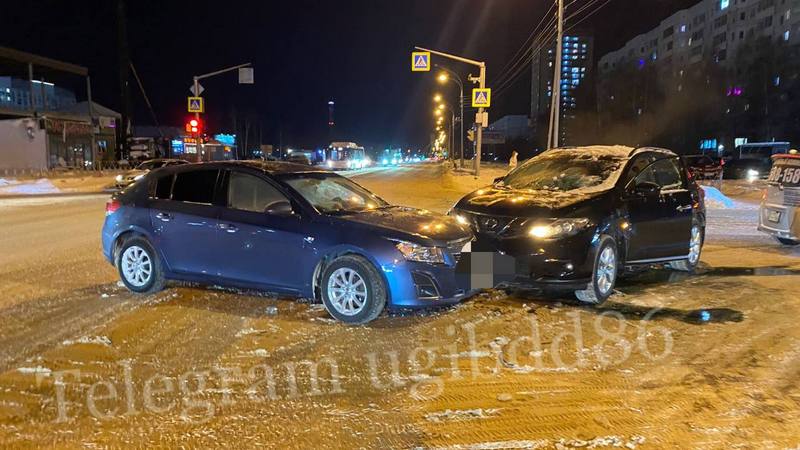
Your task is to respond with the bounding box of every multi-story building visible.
[531,33,594,146]
[599,0,800,77]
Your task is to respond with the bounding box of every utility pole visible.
[415,46,486,176]
[548,0,565,149]
[116,0,131,160]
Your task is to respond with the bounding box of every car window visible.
[623,154,657,187]
[635,158,684,190]
[151,174,173,199]
[172,169,219,204]
[227,171,288,213]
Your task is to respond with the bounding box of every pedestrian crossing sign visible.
[411,52,431,72]
[472,88,491,108]
[188,96,204,113]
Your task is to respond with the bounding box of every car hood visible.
[454,185,613,217]
[339,206,472,245]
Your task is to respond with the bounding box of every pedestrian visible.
[509,150,518,168]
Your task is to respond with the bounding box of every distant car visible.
[451,146,706,305]
[683,155,723,182]
[723,158,771,181]
[115,159,188,188]
[285,153,312,165]
[102,161,473,324]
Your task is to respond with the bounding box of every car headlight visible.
[115,174,124,182]
[528,218,591,239]
[394,241,445,264]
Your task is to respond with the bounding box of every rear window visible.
[172,170,219,204]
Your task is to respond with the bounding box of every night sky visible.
[1,0,697,150]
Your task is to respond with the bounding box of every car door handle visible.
[155,212,172,222]
[676,205,692,212]
[219,223,239,233]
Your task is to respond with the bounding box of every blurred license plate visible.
[768,210,781,223]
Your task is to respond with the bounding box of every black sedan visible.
[450,146,706,304]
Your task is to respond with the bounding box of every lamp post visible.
[435,64,464,169]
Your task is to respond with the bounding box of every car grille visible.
[784,188,800,207]
[458,211,522,236]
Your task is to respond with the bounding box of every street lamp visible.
[433,94,442,103]
[435,64,465,169]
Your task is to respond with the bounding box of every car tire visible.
[575,235,618,305]
[116,237,166,294]
[776,237,800,246]
[320,255,386,325]
[668,224,704,272]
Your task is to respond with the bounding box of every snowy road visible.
[1,164,800,448]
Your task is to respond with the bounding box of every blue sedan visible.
[101,161,473,324]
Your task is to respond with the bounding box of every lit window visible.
[784,30,791,41]
[720,0,729,10]
[680,25,687,33]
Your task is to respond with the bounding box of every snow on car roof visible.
[550,145,635,158]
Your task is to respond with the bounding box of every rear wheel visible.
[575,236,617,305]
[669,224,704,272]
[321,255,386,324]
[776,237,800,246]
[116,237,166,294]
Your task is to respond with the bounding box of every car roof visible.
[546,145,677,159]
[174,160,328,175]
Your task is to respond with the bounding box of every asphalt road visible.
[1,164,799,449]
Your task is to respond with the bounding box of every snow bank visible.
[701,186,738,209]
[0,178,15,187]
[0,178,60,195]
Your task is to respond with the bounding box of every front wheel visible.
[321,255,386,325]
[575,236,618,305]
[776,237,800,246]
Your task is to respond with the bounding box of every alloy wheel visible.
[121,245,152,287]
[596,246,617,295]
[327,267,368,316]
[688,225,702,265]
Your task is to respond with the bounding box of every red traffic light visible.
[186,119,201,134]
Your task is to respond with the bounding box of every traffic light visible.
[467,129,475,142]
[185,118,202,135]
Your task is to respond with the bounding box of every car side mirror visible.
[265,201,294,216]
[633,181,661,196]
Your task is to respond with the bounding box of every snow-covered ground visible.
[1,163,799,448]
[0,174,117,196]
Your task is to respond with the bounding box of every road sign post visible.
[413,46,487,176]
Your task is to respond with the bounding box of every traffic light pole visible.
[415,46,485,177]
[191,62,252,161]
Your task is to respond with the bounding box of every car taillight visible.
[106,199,121,216]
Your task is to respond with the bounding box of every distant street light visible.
[435,65,465,169]
[433,94,442,103]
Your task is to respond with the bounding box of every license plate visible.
[768,210,781,223]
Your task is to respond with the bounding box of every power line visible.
[493,0,614,99]
[492,2,557,84]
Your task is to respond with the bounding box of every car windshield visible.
[282,174,389,214]
[501,151,627,192]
